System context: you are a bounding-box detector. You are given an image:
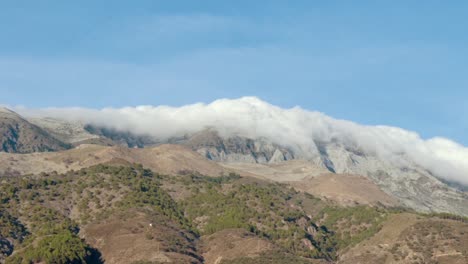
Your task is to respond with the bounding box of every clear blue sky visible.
[1,1,467,145]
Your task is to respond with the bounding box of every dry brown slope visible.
[292,173,399,207]
[221,160,398,207]
[81,211,201,264]
[200,229,274,264]
[338,213,468,264]
[0,143,225,176]
[220,160,328,182]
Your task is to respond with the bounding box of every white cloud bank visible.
[14,97,468,186]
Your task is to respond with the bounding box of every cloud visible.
[13,97,468,186]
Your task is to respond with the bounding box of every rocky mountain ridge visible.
[171,129,296,163]
[0,107,70,153]
[1,109,467,216]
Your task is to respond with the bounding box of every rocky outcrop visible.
[28,117,100,144]
[313,140,468,215]
[174,129,295,164]
[185,131,468,215]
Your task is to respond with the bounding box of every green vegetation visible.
[2,163,442,263]
[1,164,397,262]
[179,175,337,260]
[314,206,388,249]
[221,251,317,264]
[0,211,27,242]
[7,230,91,264]
[0,164,197,263]
[422,212,468,223]
[390,219,468,263]
[2,197,93,263]
[86,164,192,231]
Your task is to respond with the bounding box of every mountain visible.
[163,130,468,216]
[1,106,468,263]
[77,127,296,163]
[1,128,466,216]
[0,108,70,153]
[309,140,468,216]
[2,107,465,216]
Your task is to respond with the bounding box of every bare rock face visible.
[175,129,296,164]
[168,130,468,215]
[314,140,468,216]
[0,108,70,153]
[28,117,100,144]
[188,132,468,215]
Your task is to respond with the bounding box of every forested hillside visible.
[0,164,466,263]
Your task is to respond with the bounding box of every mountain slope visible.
[28,117,100,144]
[168,131,467,216]
[314,141,468,216]
[7,112,468,216]
[0,143,225,177]
[1,164,466,263]
[6,102,468,216]
[175,129,296,163]
[12,97,468,188]
[169,131,467,216]
[0,164,337,263]
[338,213,468,264]
[0,108,70,153]
[221,161,399,207]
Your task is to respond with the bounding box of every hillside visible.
[0,165,201,263]
[28,117,100,145]
[13,108,468,216]
[0,164,466,264]
[221,161,398,207]
[0,137,466,216]
[0,144,225,177]
[1,106,467,263]
[338,213,468,264]
[291,173,399,207]
[0,107,463,215]
[0,164,336,263]
[0,108,70,153]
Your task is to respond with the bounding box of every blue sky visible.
[1,1,467,145]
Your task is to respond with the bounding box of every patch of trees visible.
[178,175,337,260]
[6,230,91,264]
[314,206,388,249]
[220,251,317,264]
